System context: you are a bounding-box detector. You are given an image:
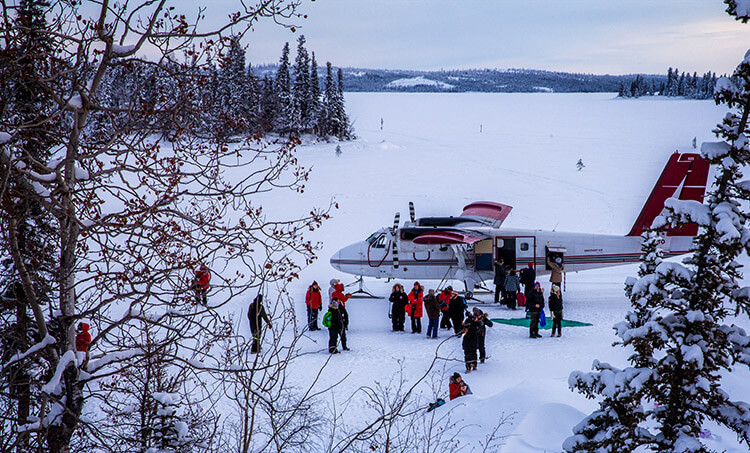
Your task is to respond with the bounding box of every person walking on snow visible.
[519,262,536,300]
[305,281,322,331]
[474,308,493,363]
[528,283,545,339]
[327,298,344,354]
[547,256,564,292]
[449,372,470,400]
[424,289,441,339]
[448,291,467,335]
[248,294,272,353]
[549,284,564,337]
[389,283,408,331]
[438,286,453,329]
[493,258,506,304]
[461,311,481,372]
[408,282,424,334]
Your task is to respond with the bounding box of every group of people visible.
[305,279,353,354]
[389,283,471,338]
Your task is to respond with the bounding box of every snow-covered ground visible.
[232,93,750,451]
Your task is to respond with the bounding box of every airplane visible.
[330,152,710,297]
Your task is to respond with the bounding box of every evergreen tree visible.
[246,64,261,132]
[566,47,750,453]
[665,67,675,96]
[292,35,312,132]
[319,61,336,138]
[335,67,351,139]
[216,37,251,137]
[274,42,293,134]
[259,75,277,132]
[309,52,322,134]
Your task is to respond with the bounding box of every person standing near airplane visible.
[408,282,424,334]
[448,291,467,335]
[493,258,506,304]
[503,269,521,309]
[549,285,564,337]
[528,283,545,339]
[424,289,441,338]
[439,286,453,330]
[520,262,536,300]
[547,257,564,292]
[389,283,408,331]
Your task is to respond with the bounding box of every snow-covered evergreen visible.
[566,44,750,452]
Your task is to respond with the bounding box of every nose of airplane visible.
[330,242,366,274]
[330,247,345,272]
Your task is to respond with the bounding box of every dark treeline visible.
[618,67,719,99]
[89,35,352,143]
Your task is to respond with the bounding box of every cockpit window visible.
[374,235,387,248]
[366,231,381,245]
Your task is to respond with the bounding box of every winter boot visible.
[465,363,472,373]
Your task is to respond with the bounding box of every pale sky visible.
[210,0,750,75]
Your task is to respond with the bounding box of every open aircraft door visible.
[546,246,567,269]
[495,236,536,269]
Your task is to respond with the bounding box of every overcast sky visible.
[219,0,750,75]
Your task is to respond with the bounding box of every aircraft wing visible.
[412,231,484,245]
[460,201,513,228]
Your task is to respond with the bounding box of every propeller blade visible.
[409,201,416,223]
[393,212,400,269]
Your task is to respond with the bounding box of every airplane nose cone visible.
[330,247,344,272]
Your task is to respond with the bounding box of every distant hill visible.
[253,65,665,93]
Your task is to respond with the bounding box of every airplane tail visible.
[626,152,710,237]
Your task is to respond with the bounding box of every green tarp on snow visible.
[490,318,593,329]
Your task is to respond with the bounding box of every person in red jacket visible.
[192,265,210,305]
[408,282,424,334]
[449,372,469,400]
[438,286,453,330]
[305,281,323,331]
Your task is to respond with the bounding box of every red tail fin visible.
[627,152,709,237]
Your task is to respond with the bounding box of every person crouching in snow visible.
[305,281,322,331]
[76,322,91,366]
[192,264,210,305]
[327,298,343,354]
[408,282,424,334]
[449,372,470,400]
[247,294,272,353]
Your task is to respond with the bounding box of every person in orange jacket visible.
[438,286,453,330]
[408,282,424,334]
[449,372,470,400]
[305,281,323,331]
[192,265,210,305]
[76,322,91,367]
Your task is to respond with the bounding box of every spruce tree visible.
[292,35,312,132]
[566,47,750,452]
[309,52,321,134]
[274,42,293,134]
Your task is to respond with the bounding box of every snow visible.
[68,94,83,109]
[502,403,587,452]
[42,350,77,395]
[2,335,56,369]
[386,76,455,90]
[702,140,731,159]
[0,131,10,144]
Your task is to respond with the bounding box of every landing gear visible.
[346,276,383,299]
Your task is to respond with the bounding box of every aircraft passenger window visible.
[520,242,529,251]
[497,239,504,248]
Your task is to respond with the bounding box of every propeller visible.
[409,201,416,224]
[392,212,400,269]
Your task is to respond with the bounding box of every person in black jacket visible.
[448,291,467,335]
[339,301,350,350]
[248,294,272,353]
[519,262,536,300]
[327,298,343,353]
[389,283,408,332]
[549,285,563,337]
[493,258,506,304]
[528,282,545,339]
[473,308,493,363]
[461,313,481,372]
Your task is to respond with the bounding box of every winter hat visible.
[472,307,482,316]
[534,282,541,288]
[446,286,453,291]
[428,289,435,295]
[335,283,345,292]
[330,299,339,309]
[312,280,318,286]
[452,372,461,380]
[555,257,562,264]
[552,284,560,291]
[528,262,534,268]
[77,322,89,331]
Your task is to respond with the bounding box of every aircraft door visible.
[366,232,391,267]
[474,239,493,271]
[495,237,516,269]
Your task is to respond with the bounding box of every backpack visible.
[322,311,332,328]
[516,292,526,307]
